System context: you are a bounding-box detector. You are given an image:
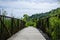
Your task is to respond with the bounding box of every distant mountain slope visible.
[29,8,60,20]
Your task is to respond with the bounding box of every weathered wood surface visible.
[8,26,46,40]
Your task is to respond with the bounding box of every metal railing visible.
[0,15,25,40]
[36,14,60,40]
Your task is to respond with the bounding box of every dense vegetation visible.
[23,8,60,40]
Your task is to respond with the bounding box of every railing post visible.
[17,19,19,30]
[11,18,14,35]
[58,14,60,18]
[41,19,43,30]
[0,16,4,39]
[36,18,41,29]
[0,15,2,39]
[46,17,49,28]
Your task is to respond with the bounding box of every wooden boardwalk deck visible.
[7,26,46,40]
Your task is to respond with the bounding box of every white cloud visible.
[0,1,60,9]
[0,1,60,18]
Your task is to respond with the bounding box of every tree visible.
[2,9,7,16]
[23,14,29,22]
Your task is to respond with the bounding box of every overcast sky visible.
[0,0,60,18]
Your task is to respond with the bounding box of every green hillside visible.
[29,8,60,20]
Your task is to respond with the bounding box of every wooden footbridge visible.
[0,15,50,40]
[0,13,59,40]
[7,27,46,40]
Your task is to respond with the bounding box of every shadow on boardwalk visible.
[7,26,50,40]
[38,29,51,40]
